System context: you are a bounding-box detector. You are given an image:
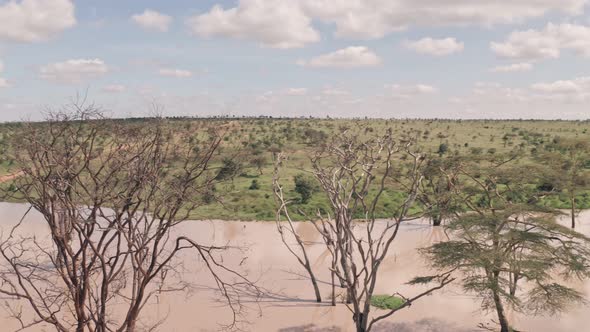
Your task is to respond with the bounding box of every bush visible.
[215,158,241,180]
[370,295,405,310]
[249,179,260,190]
[294,173,318,204]
[437,143,449,156]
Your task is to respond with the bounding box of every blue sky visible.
[1,0,590,121]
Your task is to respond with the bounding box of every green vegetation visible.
[420,155,590,332]
[370,295,405,310]
[0,118,588,221]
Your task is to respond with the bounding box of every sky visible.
[1,0,590,121]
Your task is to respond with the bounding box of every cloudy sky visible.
[1,0,590,121]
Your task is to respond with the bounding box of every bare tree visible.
[275,129,454,332]
[272,154,322,303]
[0,105,256,332]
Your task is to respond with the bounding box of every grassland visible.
[0,118,588,220]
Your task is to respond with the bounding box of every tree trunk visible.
[307,262,322,302]
[432,213,443,226]
[571,196,576,229]
[354,312,368,332]
[492,278,510,332]
[331,270,336,306]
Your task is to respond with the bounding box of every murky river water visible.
[0,202,589,331]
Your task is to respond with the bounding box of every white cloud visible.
[321,87,349,95]
[187,0,320,49]
[298,46,381,68]
[531,77,590,94]
[102,84,126,93]
[490,63,534,73]
[404,37,464,56]
[0,60,7,88]
[285,88,308,96]
[300,0,587,39]
[158,68,193,78]
[39,59,109,84]
[185,1,585,45]
[454,78,590,112]
[0,0,76,42]
[386,84,438,99]
[491,23,590,60]
[131,9,172,32]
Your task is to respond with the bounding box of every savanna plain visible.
[0,114,588,332]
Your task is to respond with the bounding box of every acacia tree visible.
[421,155,590,332]
[0,107,255,332]
[538,137,590,228]
[276,129,454,332]
[415,156,461,226]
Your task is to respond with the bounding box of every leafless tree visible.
[0,104,256,332]
[275,129,454,332]
[272,154,323,303]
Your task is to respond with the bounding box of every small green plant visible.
[370,295,405,310]
[249,179,260,190]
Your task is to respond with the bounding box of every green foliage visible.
[293,173,318,204]
[421,157,590,331]
[437,143,449,156]
[1,118,589,221]
[370,295,405,310]
[249,179,260,190]
[215,158,241,180]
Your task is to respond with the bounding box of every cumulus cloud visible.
[455,78,590,111]
[490,63,534,73]
[321,87,349,95]
[491,23,590,60]
[102,84,126,93]
[187,0,319,49]
[531,77,590,94]
[404,37,464,56]
[298,46,381,68]
[158,68,193,78]
[131,9,172,32]
[187,1,583,44]
[299,0,586,39]
[0,0,76,42]
[386,84,438,99]
[285,88,308,96]
[39,59,109,84]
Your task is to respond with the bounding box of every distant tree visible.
[437,143,449,156]
[421,156,590,332]
[293,173,318,204]
[216,157,242,180]
[249,179,260,190]
[249,155,267,175]
[415,156,461,226]
[538,138,590,228]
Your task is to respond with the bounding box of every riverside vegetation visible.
[0,107,588,332]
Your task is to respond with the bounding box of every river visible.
[0,202,589,331]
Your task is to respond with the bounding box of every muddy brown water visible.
[0,202,589,332]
